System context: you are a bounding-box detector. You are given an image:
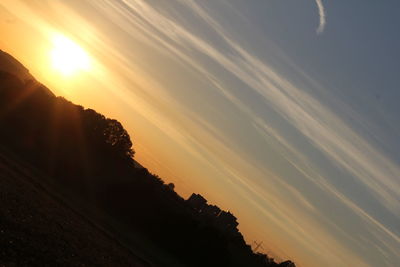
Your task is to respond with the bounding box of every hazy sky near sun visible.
[1,1,400,266]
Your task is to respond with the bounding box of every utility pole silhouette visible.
[252,240,264,253]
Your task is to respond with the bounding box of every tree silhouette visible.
[82,109,134,158]
[103,118,134,157]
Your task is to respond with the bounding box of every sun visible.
[50,34,91,76]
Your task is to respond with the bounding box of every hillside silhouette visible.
[0,50,295,267]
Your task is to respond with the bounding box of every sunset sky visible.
[1,1,399,266]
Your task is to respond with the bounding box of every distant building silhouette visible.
[216,210,238,232]
[203,204,221,217]
[186,193,239,235]
[187,193,207,211]
[279,260,296,267]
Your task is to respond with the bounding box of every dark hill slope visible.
[0,50,32,81]
[0,147,150,266]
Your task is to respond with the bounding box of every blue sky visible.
[1,1,399,266]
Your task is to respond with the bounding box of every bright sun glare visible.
[50,34,91,76]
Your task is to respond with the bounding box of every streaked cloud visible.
[315,0,326,34]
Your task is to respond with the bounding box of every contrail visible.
[315,0,326,34]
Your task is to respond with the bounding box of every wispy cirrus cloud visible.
[315,0,327,34]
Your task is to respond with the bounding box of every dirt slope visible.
[0,149,152,267]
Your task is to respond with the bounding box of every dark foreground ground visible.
[0,149,152,267]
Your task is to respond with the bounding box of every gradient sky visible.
[1,1,399,266]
